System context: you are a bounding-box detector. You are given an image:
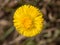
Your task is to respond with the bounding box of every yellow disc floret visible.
[21,17,32,29]
[13,5,44,37]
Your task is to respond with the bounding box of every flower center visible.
[22,17,32,29]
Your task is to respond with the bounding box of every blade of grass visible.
[0,26,14,41]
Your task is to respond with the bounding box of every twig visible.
[42,27,56,34]
[8,35,25,45]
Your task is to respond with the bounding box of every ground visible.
[0,0,60,45]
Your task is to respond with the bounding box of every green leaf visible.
[23,39,36,45]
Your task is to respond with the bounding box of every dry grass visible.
[0,0,60,45]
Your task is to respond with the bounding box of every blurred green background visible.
[0,0,60,45]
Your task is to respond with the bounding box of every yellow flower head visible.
[13,5,44,37]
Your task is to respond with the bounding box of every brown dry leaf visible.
[1,0,9,7]
[48,12,56,22]
[56,0,60,6]
[41,7,46,15]
[7,0,18,8]
[0,19,9,26]
[44,0,51,4]
[0,10,5,18]
[0,19,10,40]
[38,40,47,45]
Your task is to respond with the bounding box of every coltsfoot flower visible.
[13,5,44,37]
